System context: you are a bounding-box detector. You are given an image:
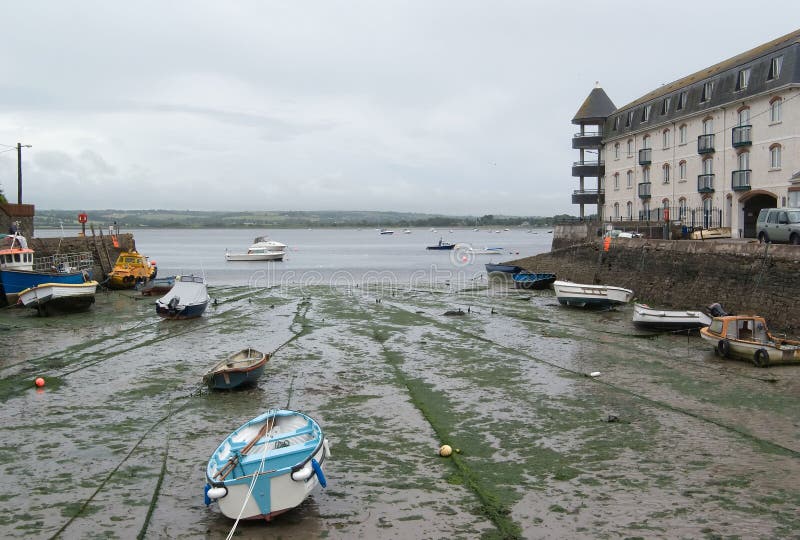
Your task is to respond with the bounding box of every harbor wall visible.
[29,232,137,280]
[510,238,800,336]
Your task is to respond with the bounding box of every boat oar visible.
[215,413,276,480]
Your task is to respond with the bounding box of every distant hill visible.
[34,209,581,228]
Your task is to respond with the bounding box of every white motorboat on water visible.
[226,236,287,261]
[205,409,330,521]
[632,303,712,331]
[553,280,634,308]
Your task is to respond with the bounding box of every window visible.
[627,201,633,219]
[627,139,633,157]
[613,116,620,130]
[642,104,652,122]
[770,97,782,122]
[702,157,713,175]
[614,202,620,219]
[614,173,620,190]
[679,160,687,180]
[738,151,749,170]
[770,144,781,169]
[677,91,687,110]
[702,117,714,135]
[643,166,650,182]
[679,198,687,220]
[662,129,671,149]
[614,143,620,159]
[626,170,633,188]
[679,124,687,144]
[663,164,670,184]
[642,135,650,149]
[701,81,714,102]
[626,111,633,127]
[767,56,784,80]
[661,96,671,115]
[736,68,751,91]
[737,107,750,126]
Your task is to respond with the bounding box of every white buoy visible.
[589,371,601,377]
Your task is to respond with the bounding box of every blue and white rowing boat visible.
[205,409,330,521]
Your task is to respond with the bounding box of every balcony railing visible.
[572,132,603,149]
[731,169,751,191]
[571,189,605,205]
[637,182,651,199]
[732,125,752,148]
[638,148,652,166]
[697,174,715,193]
[571,160,605,177]
[697,134,715,154]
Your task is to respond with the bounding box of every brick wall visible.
[510,238,800,336]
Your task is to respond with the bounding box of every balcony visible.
[571,160,605,177]
[697,134,715,154]
[572,189,605,205]
[731,169,751,191]
[637,182,652,199]
[732,125,752,148]
[572,132,603,149]
[697,174,715,193]
[638,148,652,166]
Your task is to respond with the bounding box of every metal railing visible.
[637,182,651,198]
[731,169,751,191]
[697,174,715,192]
[698,134,715,154]
[638,148,652,165]
[32,252,94,273]
[732,125,752,147]
[606,205,724,229]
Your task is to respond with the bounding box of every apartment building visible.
[571,29,799,238]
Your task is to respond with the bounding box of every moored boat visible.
[512,272,557,290]
[139,275,176,296]
[700,315,800,367]
[203,348,269,390]
[553,280,634,308]
[426,238,456,250]
[205,409,330,521]
[225,236,287,261]
[107,251,157,289]
[379,229,394,235]
[485,263,522,274]
[632,303,712,331]
[18,281,99,315]
[155,274,210,319]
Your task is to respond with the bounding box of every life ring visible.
[753,349,769,368]
[716,339,731,358]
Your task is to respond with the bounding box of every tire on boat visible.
[753,348,769,368]
[716,339,731,358]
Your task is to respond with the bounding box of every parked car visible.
[756,207,800,244]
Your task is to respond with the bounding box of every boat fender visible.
[311,458,327,488]
[206,486,228,502]
[323,438,331,458]
[204,484,211,505]
[291,463,314,482]
[716,339,731,358]
[753,348,769,368]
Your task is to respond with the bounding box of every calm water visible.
[38,227,554,286]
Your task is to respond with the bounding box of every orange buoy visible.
[35,377,45,388]
[603,236,611,252]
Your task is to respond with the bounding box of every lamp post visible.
[17,142,31,204]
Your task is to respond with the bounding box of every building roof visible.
[572,85,616,124]
[615,28,800,113]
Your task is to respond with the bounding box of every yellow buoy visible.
[439,444,452,457]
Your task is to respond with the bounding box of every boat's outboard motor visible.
[707,303,728,317]
[168,296,180,311]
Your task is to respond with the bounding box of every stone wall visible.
[0,203,35,237]
[28,233,137,280]
[510,238,800,336]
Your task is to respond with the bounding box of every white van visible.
[756,208,800,244]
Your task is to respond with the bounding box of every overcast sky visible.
[0,2,797,215]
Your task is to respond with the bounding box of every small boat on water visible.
[203,348,269,390]
[379,229,394,235]
[426,238,456,250]
[226,236,287,261]
[107,251,157,289]
[205,409,330,521]
[512,272,557,290]
[1,233,94,305]
[553,280,634,308]
[485,263,522,274]
[700,315,800,367]
[468,246,504,255]
[139,275,176,296]
[155,274,210,319]
[632,303,712,331]
[18,281,99,315]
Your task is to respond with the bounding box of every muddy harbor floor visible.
[1,283,799,539]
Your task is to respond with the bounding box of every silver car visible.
[757,207,800,244]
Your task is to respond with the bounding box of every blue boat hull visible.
[206,363,266,390]
[556,296,622,308]
[485,264,522,274]
[156,300,209,320]
[1,269,91,305]
[513,273,557,290]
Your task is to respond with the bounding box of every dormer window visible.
[613,116,620,130]
[626,111,633,127]
[701,81,714,103]
[661,97,671,115]
[736,68,750,91]
[641,104,652,122]
[676,91,687,110]
[767,56,784,80]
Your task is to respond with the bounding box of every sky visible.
[0,1,797,216]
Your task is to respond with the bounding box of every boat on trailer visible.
[205,409,330,521]
[632,303,712,331]
[553,280,634,308]
[203,348,269,390]
[700,315,800,367]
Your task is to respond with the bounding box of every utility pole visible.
[17,142,31,204]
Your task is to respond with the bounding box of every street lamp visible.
[17,142,31,204]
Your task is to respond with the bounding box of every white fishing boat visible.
[17,281,99,315]
[632,303,712,331]
[225,236,287,261]
[205,409,330,521]
[553,280,634,308]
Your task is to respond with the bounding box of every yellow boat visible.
[107,251,157,289]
